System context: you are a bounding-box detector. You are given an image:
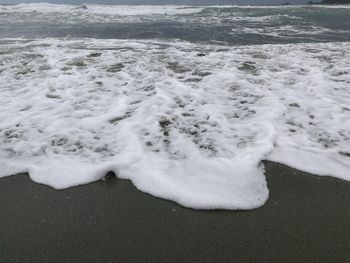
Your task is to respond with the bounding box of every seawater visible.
[0,4,349,209]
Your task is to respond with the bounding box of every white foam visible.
[0,3,205,26]
[0,3,203,15]
[0,38,349,209]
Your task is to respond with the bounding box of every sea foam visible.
[0,39,349,209]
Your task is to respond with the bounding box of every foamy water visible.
[0,4,349,209]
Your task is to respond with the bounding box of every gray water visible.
[1,4,350,45]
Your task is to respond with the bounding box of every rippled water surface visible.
[1,4,350,44]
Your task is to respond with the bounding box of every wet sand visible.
[0,161,349,263]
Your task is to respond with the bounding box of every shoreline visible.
[0,161,349,262]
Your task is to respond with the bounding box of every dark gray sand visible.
[0,161,349,263]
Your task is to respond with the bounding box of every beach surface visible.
[0,161,349,263]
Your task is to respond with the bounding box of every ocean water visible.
[0,4,349,209]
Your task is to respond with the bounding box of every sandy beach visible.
[0,161,349,262]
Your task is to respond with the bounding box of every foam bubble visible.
[0,38,349,209]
